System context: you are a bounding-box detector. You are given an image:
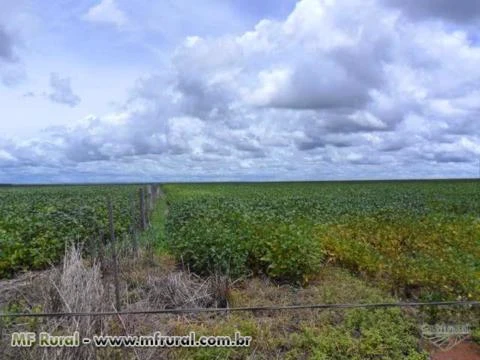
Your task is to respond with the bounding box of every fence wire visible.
[1,300,478,318]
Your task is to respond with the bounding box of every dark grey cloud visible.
[0,25,16,62]
[48,73,81,107]
[433,152,473,163]
[0,23,24,86]
[267,64,372,110]
[254,35,391,112]
[174,73,233,119]
[383,0,480,23]
[295,137,324,151]
[380,139,410,152]
[234,139,267,158]
[295,134,354,151]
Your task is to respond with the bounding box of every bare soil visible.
[431,341,480,360]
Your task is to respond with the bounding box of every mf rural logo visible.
[420,323,471,351]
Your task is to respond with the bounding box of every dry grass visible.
[0,270,51,310]
[148,271,211,309]
[1,245,109,360]
[0,246,427,360]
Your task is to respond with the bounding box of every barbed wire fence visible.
[0,301,479,319]
[88,184,163,312]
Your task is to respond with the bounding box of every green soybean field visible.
[0,185,142,277]
[164,180,480,301]
[1,180,479,359]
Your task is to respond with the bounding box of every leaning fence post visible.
[108,196,121,312]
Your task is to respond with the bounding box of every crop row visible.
[0,185,142,277]
[164,181,480,300]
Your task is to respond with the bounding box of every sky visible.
[0,0,479,183]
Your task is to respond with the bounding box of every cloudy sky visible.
[0,0,479,183]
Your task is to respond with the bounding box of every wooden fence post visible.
[98,230,105,274]
[108,196,121,312]
[139,187,147,230]
[131,193,138,257]
[88,236,95,261]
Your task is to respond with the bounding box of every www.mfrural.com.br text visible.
[11,331,252,348]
